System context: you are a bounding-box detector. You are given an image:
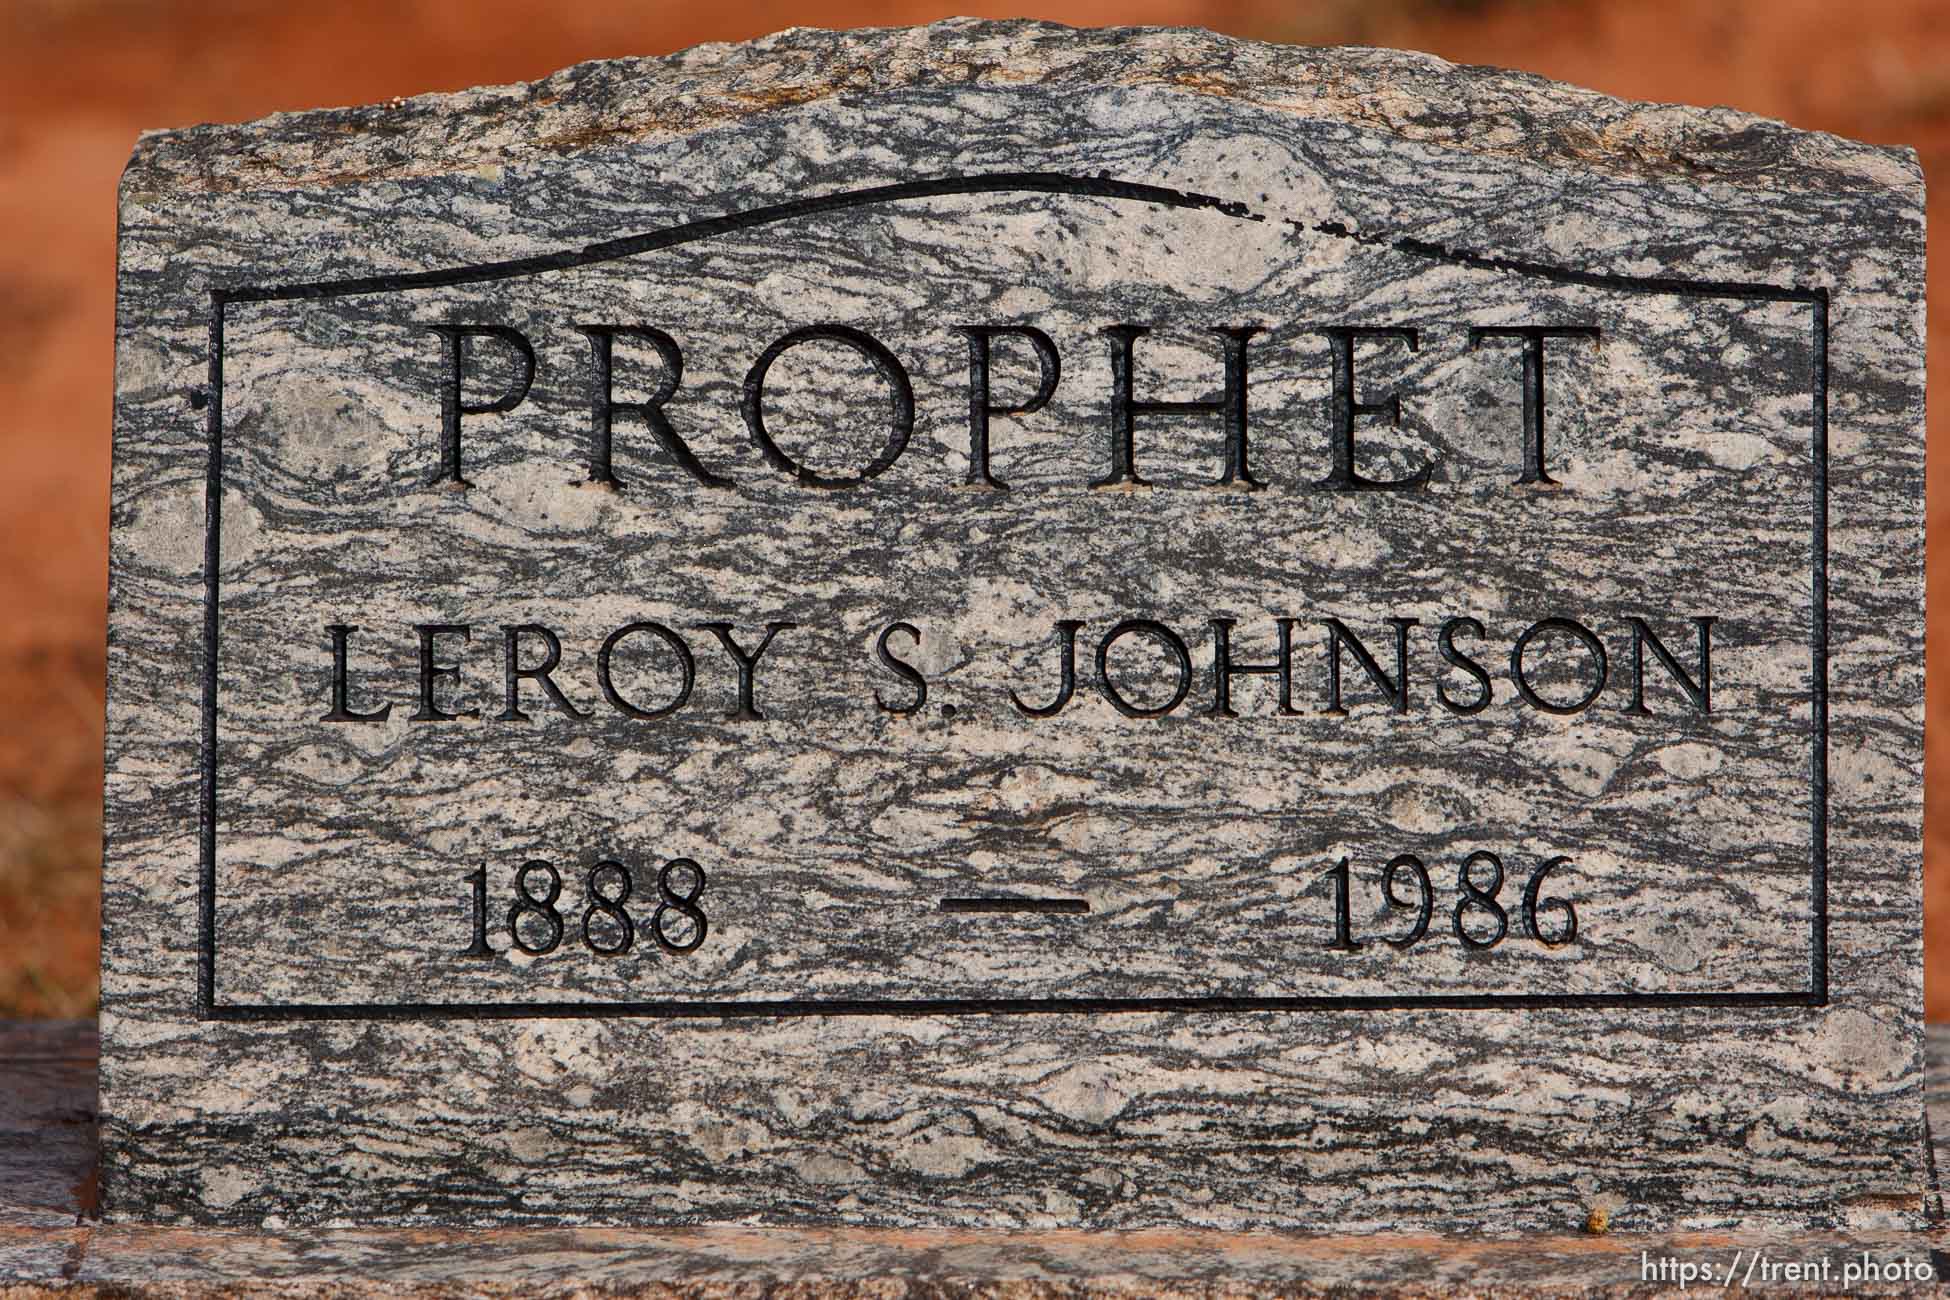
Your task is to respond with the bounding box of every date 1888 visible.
[459,858,709,958]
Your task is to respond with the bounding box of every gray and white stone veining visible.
[104,20,1924,1231]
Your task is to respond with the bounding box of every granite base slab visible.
[5,1020,1947,1295]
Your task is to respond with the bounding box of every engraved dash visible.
[940,897,1090,915]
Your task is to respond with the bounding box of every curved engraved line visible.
[213,169,1821,307]
[1312,221,1822,305]
[219,173,1260,305]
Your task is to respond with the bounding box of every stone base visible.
[4,1019,1947,1295]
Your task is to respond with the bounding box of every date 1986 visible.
[1319,850,1578,950]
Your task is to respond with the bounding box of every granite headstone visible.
[104,21,1926,1231]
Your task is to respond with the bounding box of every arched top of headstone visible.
[121,19,1914,197]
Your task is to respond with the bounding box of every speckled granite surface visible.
[104,21,1924,1230]
[7,1021,1950,1293]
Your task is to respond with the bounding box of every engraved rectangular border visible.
[190,173,1831,1021]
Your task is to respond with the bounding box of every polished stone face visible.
[103,20,1925,1230]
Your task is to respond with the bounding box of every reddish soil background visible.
[0,0,1942,1017]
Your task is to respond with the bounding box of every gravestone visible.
[103,20,1925,1231]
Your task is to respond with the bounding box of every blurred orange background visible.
[0,0,1941,1018]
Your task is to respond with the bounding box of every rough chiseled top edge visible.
[119,18,1919,200]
